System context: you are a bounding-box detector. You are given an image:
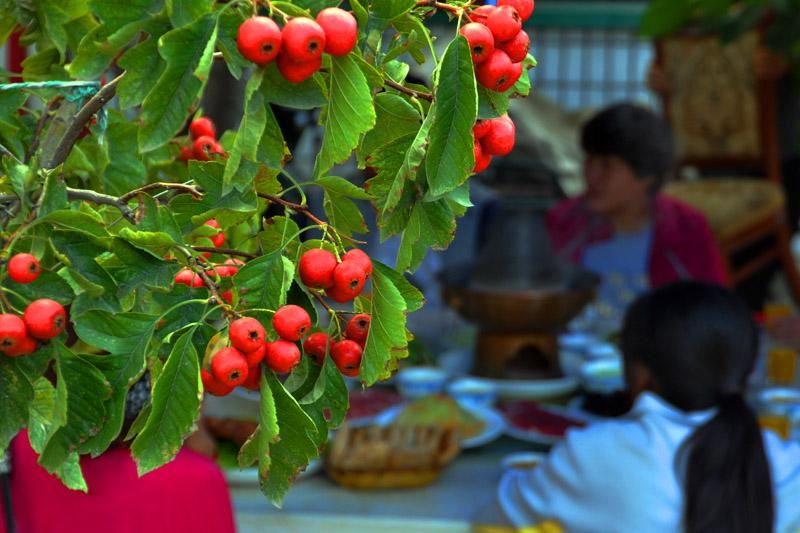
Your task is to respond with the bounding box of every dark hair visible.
[581,102,675,191]
[620,281,773,533]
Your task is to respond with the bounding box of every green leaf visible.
[234,251,294,312]
[216,5,249,80]
[40,210,109,238]
[104,109,148,196]
[322,190,367,236]
[131,329,201,475]
[224,69,267,193]
[137,195,183,243]
[361,263,410,384]
[90,0,165,33]
[316,176,372,199]
[261,62,327,110]
[117,18,170,109]
[425,36,477,196]
[107,238,175,293]
[258,216,300,256]
[283,0,337,15]
[359,93,422,166]
[370,0,416,22]
[0,357,35,452]
[68,18,145,79]
[39,170,68,217]
[3,270,74,307]
[139,13,218,152]
[50,231,118,294]
[167,0,213,27]
[297,354,348,444]
[374,260,424,312]
[640,0,694,37]
[117,228,178,256]
[39,345,112,472]
[259,371,320,506]
[313,54,376,177]
[396,199,455,272]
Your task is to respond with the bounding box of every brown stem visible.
[414,0,461,14]
[65,187,136,223]
[257,193,367,245]
[0,143,20,163]
[384,78,434,102]
[26,95,63,164]
[310,289,343,330]
[44,73,125,169]
[190,246,258,260]
[0,288,13,314]
[119,182,202,203]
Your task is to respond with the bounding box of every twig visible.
[414,0,461,15]
[26,95,63,163]
[66,187,136,223]
[0,289,12,314]
[257,192,366,245]
[309,289,343,331]
[384,78,434,102]
[190,246,257,260]
[175,246,239,318]
[119,182,202,203]
[0,143,20,164]
[44,73,125,169]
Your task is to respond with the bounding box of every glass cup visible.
[757,387,800,440]
[766,347,798,385]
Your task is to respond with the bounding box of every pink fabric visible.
[546,194,728,287]
[0,431,235,533]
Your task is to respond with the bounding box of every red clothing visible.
[0,431,235,533]
[546,194,728,287]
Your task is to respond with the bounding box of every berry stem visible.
[310,289,343,334]
[414,0,462,16]
[175,246,240,319]
[278,168,307,206]
[118,182,202,203]
[257,192,367,245]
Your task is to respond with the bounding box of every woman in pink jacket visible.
[547,103,727,325]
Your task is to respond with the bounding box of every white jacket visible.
[498,392,800,532]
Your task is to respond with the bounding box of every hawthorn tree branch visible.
[65,187,136,223]
[383,78,434,101]
[0,142,20,163]
[414,0,461,14]
[44,73,125,170]
[119,182,202,203]
[190,246,258,260]
[257,192,366,245]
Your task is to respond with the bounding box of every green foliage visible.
[0,0,536,506]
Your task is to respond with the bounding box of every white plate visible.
[224,458,322,485]
[503,404,594,446]
[484,375,580,401]
[374,404,506,449]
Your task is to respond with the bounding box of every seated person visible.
[547,103,727,322]
[0,376,236,533]
[497,281,800,532]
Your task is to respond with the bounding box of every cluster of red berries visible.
[179,117,225,162]
[472,114,516,173]
[303,312,370,377]
[237,7,357,83]
[461,0,534,92]
[298,247,372,303]
[0,299,67,357]
[173,256,244,304]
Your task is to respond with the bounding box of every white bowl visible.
[395,366,448,399]
[447,377,498,409]
[586,343,621,361]
[579,359,624,394]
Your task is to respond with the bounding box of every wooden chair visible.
[654,32,800,305]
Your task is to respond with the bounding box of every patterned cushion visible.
[664,179,784,242]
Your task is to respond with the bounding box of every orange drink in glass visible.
[767,347,798,385]
[757,388,800,440]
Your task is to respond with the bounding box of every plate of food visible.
[500,400,589,446]
[345,387,404,426]
[374,395,505,449]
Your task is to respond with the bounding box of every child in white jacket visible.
[498,281,800,533]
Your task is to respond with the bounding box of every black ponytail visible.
[684,394,774,533]
[621,281,774,533]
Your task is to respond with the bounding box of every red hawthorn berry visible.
[325,261,366,303]
[4,335,37,357]
[485,5,522,43]
[498,0,535,22]
[237,16,282,66]
[192,135,218,161]
[265,339,301,374]
[210,347,249,387]
[189,117,216,140]
[460,23,495,65]
[8,253,41,284]
[499,30,530,63]
[474,145,492,174]
[345,314,370,346]
[179,146,194,162]
[0,314,27,353]
[204,219,225,248]
[476,49,514,92]
[298,248,337,289]
[174,268,205,288]
[276,53,322,84]
[330,339,363,377]
[229,317,266,353]
[303,332,330,365]
[497,59,523,92]
[202,368,234,397]
[469,5,496,23]
[281,18,326,63]
[341,248,373,278]
[483,115,516,156]
[245,342,267,368]
[242,362,262,391]
[272,305,312,341]
[23,299,67,340]
[220,290,233,305]
[473,119,493,139]
[315,8,358,56]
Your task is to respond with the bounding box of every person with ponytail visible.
[497,281,800,532]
